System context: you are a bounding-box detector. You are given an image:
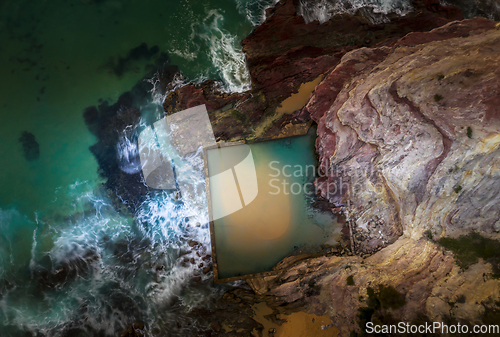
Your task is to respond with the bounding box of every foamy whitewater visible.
[0,116,226,335]
[0,0,496,335]
[298,0,413,24]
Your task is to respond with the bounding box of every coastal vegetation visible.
[353,285,406,336]
[438,232,500,277]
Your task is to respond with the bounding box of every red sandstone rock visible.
[163,1,500,335]
[241,0,463,103]
[305,17,500,254]
[163,0,466,143]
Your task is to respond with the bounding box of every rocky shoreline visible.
[84,0,500,335]
[158,0,500,335]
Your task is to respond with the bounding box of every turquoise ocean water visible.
[0,1,275,335]
[0,0,494,336]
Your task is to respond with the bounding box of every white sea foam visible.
[0,171,215,335]
[166,8,251,94]
[199,9,252,93]
[235,0,279,26]
[117,125,142,174]
[148,71,186,107]
[298,0,413,24]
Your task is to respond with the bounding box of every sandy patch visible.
[276,76,323,114]
[251,302,339,337]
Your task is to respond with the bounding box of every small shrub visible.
[353,285,406,336]
[482,304,500,325]
[356,307,375,336]
[347,275,355,286]
[467,126,472,138]
[438,232,500,272]
[434,94,444,102]
[454,185,462,193]
[366,287,380,309]
[377,285,406,309]
[437,74,445,81]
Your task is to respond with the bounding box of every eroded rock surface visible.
[244,17,500,336]
[307,18,499,249]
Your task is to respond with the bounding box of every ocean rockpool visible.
[205,129,340,281]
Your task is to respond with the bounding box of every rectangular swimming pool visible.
[204,129,340,282]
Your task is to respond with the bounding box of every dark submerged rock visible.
[102,42,161,77]
[18,131,39,161]
[83,54,179,212]
[33,249,100,293]
[111,236,151,265]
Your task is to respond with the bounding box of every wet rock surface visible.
[32,249,100,293]
[120,322,145,337]
[163,0,463,144]
[83,54,179,213]
[444,0,500,21]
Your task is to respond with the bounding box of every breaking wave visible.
[234,0,280,26]
[167,8,251,94]
[117,125,142,174]
[298,0,414,24]
[440,0,500,21]
[0,167,219,336]
[200,9,252,92]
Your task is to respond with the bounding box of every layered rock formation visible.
[308,17,499,253]
[241,12,500,337]
[160,1,500,335]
